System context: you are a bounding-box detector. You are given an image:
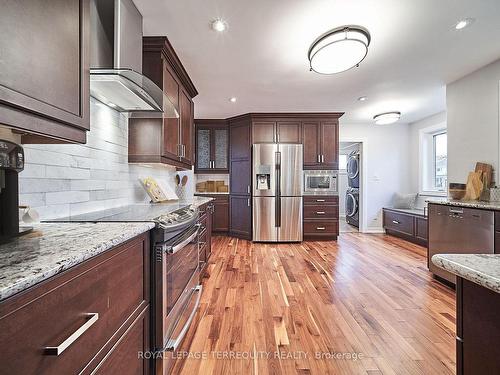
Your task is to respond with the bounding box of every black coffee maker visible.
[0,140,25,242]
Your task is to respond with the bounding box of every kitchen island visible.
[432,254,500,375]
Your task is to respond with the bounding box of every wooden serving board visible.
[464,171,484,201]
[475,162,493,188]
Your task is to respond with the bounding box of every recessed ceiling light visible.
[211,19,227,32]
[455,18,475,30]
[229,97,237,103]
[373,111,401,125]
[357,96,367,102]
[308,25,371,74]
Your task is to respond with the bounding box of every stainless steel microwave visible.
[303,170,338,194]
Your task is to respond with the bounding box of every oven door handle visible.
[165,285,202,352]
[159,224,201,255]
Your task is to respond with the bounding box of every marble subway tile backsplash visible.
[19,99,180,220]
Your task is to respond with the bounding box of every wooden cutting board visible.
[464,171,484,200]
[475,162,493,188]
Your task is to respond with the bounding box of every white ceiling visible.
[133,0,500,124]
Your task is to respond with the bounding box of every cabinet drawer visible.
[304,220,338,235]
[303,205,338,219]
[303,196,338,206]
[384,211,414,236]
[0,235,149,375]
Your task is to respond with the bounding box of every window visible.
[419,125,447,195]
[433,132,447,191]
[339,154,347,170]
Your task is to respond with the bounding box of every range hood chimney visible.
[89,0,177,118]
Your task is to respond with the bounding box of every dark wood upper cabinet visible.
[252,121,276,143]
[0,0,90,144]
[277,121,302,143]
[195,119,229,173]
[129,36,198,169]
[303,118,340,170]
[251,119,302,144]
[303,121,321,167]
[320,121,338,169]
[229,116,252,161]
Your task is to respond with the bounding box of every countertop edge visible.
[431,254,500,294]
[426,199,500,211]
[0,222,155,302]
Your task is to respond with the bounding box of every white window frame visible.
[419,123,447,196]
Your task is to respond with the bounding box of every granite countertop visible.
[195,192,229,195]
[432,254,500,294]
[426,199,500,211]
[0,222,155,301]
[45,196,214,223]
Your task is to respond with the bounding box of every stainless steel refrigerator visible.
[252,143,303,242]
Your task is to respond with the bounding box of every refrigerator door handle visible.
[275,151,281,227]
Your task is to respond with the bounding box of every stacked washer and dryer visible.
[345,150,360,228]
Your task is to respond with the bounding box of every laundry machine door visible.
[347,154,359,180]
[345,192,358,217]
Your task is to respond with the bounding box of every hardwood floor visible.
[171,233,456,374]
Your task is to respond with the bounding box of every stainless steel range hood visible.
[90,68,178,118]
[89,0,177,118]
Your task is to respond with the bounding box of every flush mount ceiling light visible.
[454,18,475,30]
[373,111,401,125]
[211,19,227,32]
[308,25,371,74]
[357,96,368,102]
[229,97,237,103]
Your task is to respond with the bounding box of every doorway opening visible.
[339,141,363,233]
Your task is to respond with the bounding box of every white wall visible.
[19,99,190,220]
[409,111,447,196]
[340,122,412,232]
[447,58,500,185]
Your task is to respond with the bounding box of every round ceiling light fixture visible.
[229,97,237,103]
[211,19,227,32]
[454,18,475,30]
[373,111,401,125]
[308,25,371,74]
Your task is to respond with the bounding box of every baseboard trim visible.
[364,227,385,234]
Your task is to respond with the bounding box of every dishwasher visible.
[428,203,494,284]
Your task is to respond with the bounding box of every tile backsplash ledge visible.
[19,99,193,220]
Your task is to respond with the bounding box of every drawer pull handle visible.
[316,227,326,230]
[392,220,400,224]
[165,285,203,352]
[316,199,325,202]
[316,211,325,215]
[44,313,99,356]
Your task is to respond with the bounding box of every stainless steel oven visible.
[152,206,202,374]
[303,170,338,194]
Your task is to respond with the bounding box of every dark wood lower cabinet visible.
[303,195,339,240]
[0,233,151,374]
[198,201,214,278]
[195,194,229,233]
[456,278,500,374]
[93,306,150,374]
[383,208,428,246]
[230,195,252,240]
